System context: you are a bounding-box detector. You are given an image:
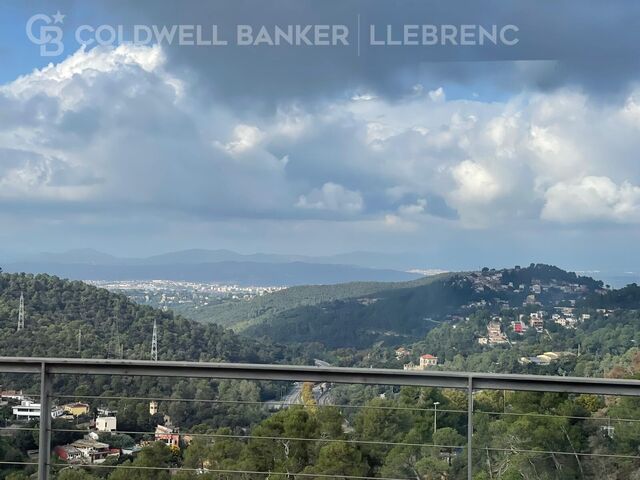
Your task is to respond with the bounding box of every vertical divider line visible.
[357,14,361,57]
[38,361,52,480]
[468,376,473,480]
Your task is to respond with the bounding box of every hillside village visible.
[388,266,623,372]
[394,303,619,370]
[1,389,184,466]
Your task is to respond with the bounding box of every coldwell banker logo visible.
[26,11,65,56]
[25,12,520,57]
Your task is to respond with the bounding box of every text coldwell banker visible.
[74,23,519,47]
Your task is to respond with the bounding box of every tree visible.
[304,442,368,477]
[108,442,173,480]
[414,456,450,480]
[432,427,465,465]
[5,473,29,480]
[354,398,412,469]
[98,433,135,449]
[56,468,100,480]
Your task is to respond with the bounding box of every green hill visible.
[0,272,287,362]
[177,272,454,329]
[192,264,604,349]
[0,272,299,439]
[582,283,640,309]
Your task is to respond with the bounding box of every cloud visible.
[398,198,427,216]
[296,183,364,214]
[542,176,640,223]
[0,45,293,218]
[2,42,640,250]
[218,124,266,154]
[450,160,501,204]
[428,87,446,103]
[3,44,172,105]
[51,0,640,109]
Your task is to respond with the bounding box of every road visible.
[315,384,333,405]
[282,382,303,406]
[278,359,333,408]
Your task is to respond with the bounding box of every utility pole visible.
[151,320,158,361]
[77,329,82,356]
[17,292,25,332]
[433,401,440,434]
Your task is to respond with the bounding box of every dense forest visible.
[0,272,287,363]
[0,272,301,478]
[582,284,640,310]
[243,276,479,348]
[172,273,453,329]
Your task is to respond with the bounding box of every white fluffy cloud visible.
[542,176,640,223]
[1,44,639,235]
[296,183,364,214]
[218,124,266,154]
[0,45,291,217]
[451,160,501,203]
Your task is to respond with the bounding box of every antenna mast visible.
[17,293,25,332]
[151,320,158,361]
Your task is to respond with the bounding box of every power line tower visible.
[151,320,158,361]
[17,292,25,332]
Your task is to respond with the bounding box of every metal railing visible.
[2,356,640,480]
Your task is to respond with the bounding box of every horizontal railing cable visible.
[476,409,640,424]
[47,393,640,424]
[0,426,40,431]
[485,446,640,460]
[52,393,467,414]
[49,428,463,449]
[51,463,417,480]
[48,428,640,460]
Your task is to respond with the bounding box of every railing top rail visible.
[1,356,639,396]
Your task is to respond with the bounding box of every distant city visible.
[86,279,285,311]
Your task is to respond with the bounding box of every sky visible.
[0,0,639,273]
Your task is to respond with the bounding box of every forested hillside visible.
[0,272,296,430]
[177,273,453,329]
[0,272,285,363]
[234,264,603,349]
[583,283,640,309]
[244,275,476,347]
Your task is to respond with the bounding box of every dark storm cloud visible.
[70,0,640,107]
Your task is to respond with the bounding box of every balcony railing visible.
[2,357,640,480]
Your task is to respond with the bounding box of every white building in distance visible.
[95,416,117,432]
[12,400,64,420]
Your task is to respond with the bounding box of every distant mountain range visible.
[13,248,422,268]
[0,248,424,285]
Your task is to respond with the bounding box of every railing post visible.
[38,362,52,480]
[468,376,473,480]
